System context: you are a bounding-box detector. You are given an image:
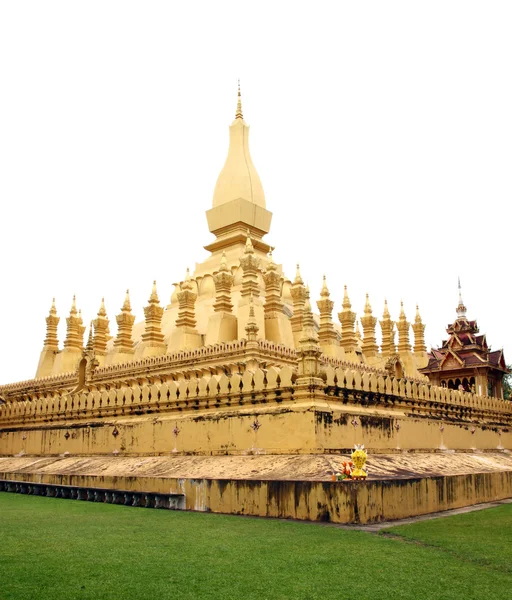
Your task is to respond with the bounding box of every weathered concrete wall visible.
[1,403,510,457]
[2,469,511,524]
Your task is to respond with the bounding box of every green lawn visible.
[0,493,510,600]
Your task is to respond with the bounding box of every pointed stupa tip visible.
[400,300,405,318]
[342,285,351,309]
[304,285,312,312]
[85,321,94,352]
[294,264,303,285]
[245,230,254,254]
[320,275,329,297]
[219,251,228,272]
[49,297,57,315]
[98,297,107,317]
[364,293,372,314]
[415,304,422,324]
[266,247,277,272]
[181,267,193,291]
[70,294,77,314]
[149,280,159,303]
[122,289,131,312]
[383,298,390,318]
[235,79,243,120]
[456,276,467,318]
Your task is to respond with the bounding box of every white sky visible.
[0,1,510,384]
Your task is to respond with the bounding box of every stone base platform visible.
[1,453,511,524]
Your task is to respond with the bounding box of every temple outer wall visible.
[2,366,511,456]
[1,469,511,524]
[1,403,510,457]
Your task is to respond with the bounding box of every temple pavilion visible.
[420,280,509,398]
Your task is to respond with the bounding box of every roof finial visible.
[456,276,467,318]
[236,79,243,120]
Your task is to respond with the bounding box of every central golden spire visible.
[202,83,272,266]
[211,82,266,209]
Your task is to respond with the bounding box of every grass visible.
[0,493,510,600]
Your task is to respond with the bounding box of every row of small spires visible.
[42,237,427,356]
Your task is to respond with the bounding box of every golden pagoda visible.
[1,86,511,526]
[29,85,430,383]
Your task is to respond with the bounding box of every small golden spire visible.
[244,230,254,254]
[383,298,390,318]
[70,294,77,315]
[235,79,243,120]
[266,248,277,272]
[50,298,57,316]
[415,304,422,324]
[122,289,131,312]
[181,268,193,291]
[364,293,372,315]
[342,285,351,309]
[86,321,94,352]
[304,285,312,313]
[294,264,303,285]
[149,280,159,303]
[98,297,107,317]
[245,294,259,341]
[219,251,228,272]
[320,275,329,298]
[399,300,406,319]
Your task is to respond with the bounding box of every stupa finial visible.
[244,230,254,255]
[294,264,303,285]
[70,294,77,315]
[149,280,159,304]
[98,297,107,317]
[383,298,390,318]
[122,289,131,312]
[342,285,351,309]
[266,247,277,272]
[86,321,94,353]
[415,304,422,324]
[320,275,330,298]
[245,293,259,341]
[236,79,243,120]
[219,251,228,272]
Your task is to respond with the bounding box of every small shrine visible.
[420,280,509,398]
